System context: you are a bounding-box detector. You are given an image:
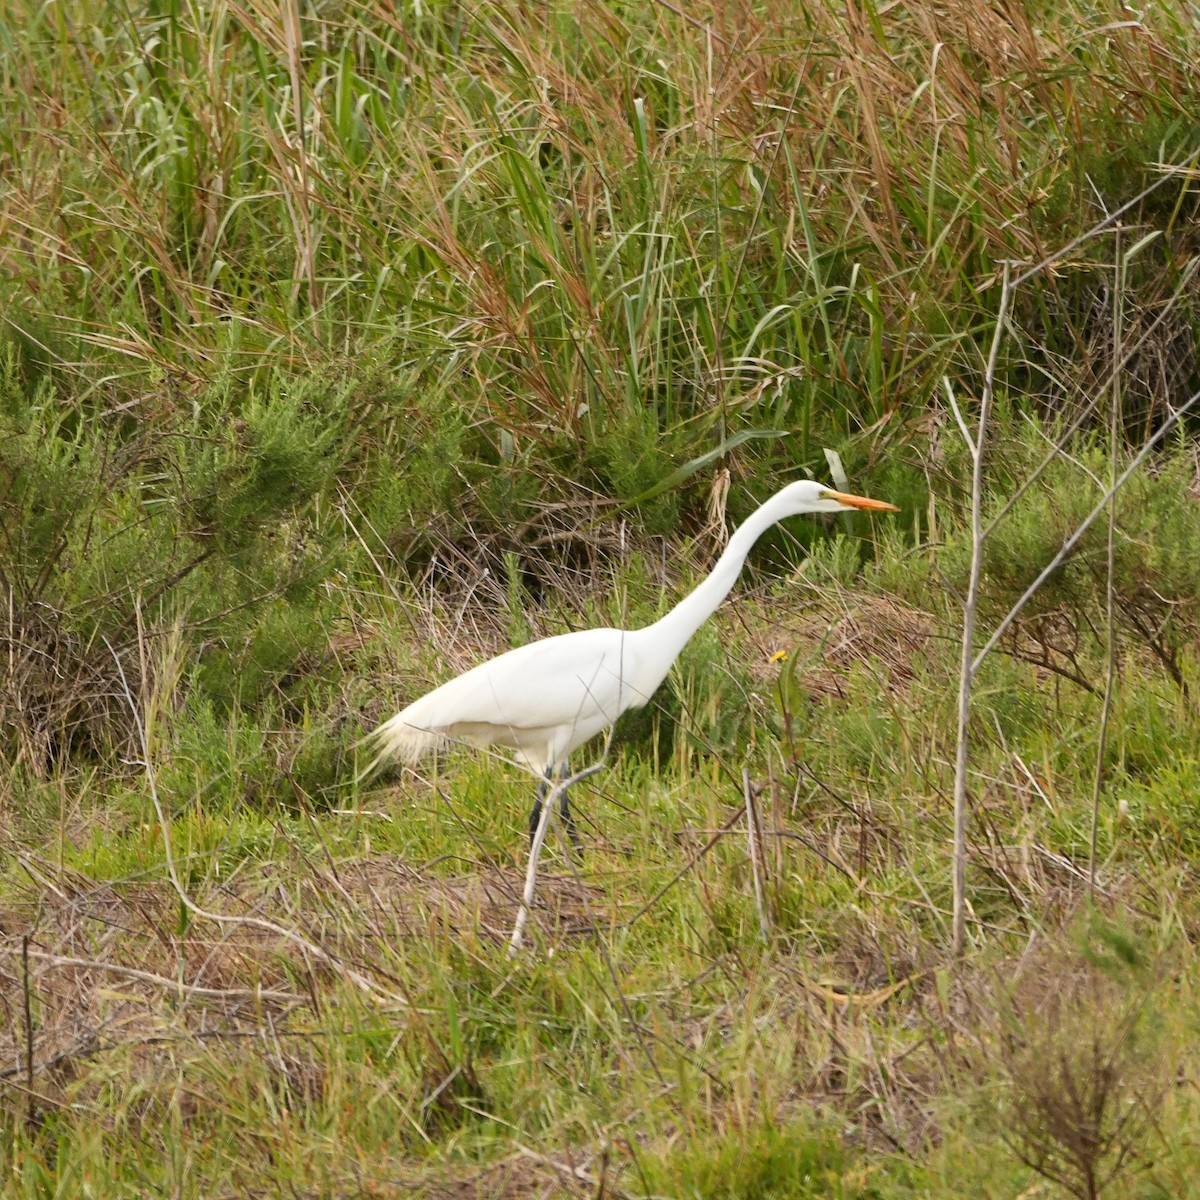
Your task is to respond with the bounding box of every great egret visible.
[366,481,899,837]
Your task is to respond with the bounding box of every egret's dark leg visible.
[528,773,550,845]
[528,766,582,850]
[556,763,582,851]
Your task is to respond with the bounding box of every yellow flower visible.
[769,649,789,664]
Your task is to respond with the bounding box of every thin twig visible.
[22,934,35,1130]
[943,383,977,458]
[1091,231,1123,891]
[951,262,1013,959]
[743,768,769,943]
[622,805,746,929]
[971,383,1200,671]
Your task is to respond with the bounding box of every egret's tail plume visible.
[357,709,443,781]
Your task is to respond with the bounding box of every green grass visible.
[6,552,1200,1195]
[3,0,1200,1194]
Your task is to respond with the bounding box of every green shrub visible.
[639,1120,879,1199]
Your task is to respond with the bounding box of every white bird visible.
[366,480,899,844]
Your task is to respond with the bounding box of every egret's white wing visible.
[406,628,646,733]
[368,627,653,769]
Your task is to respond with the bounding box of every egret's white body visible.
[369,479,899,954]
[369,481,899,788]
[373,628,645,775]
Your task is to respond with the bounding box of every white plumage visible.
[366,481,899,827]
[368,479,899,955]
[370,627,649,775]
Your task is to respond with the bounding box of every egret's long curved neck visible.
[641,495,791,666]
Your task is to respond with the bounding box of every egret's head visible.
[775,479,900,516]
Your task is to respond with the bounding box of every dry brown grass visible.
[290,854,612,948]
[0,852,619,1105]
[746,590,934,704]
[0,874,304,1102]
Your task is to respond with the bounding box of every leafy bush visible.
[0,347,355,768]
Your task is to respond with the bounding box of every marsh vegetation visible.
[3,0,1200,1194]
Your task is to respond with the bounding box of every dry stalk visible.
[743,767,770,943]
[508,738,611,957]
[22,933,34,1130]
[622,804,746,929]
[948,261,1013,959]
[1091,232,1123,892]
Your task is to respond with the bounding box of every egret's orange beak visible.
[824,490,901,512]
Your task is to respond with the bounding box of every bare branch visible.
[1091,233,1123,892]
[942,377,977,459]
[971,385,1200,672]
[953,262,1013,958]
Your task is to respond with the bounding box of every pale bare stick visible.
[1091,232,1123,892]
[743,767,769,943]
[940,167,1193,956]
[508,742,611,958]
[950,261,1013,959]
